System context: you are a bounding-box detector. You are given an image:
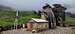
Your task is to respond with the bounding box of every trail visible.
[0,27,73,34]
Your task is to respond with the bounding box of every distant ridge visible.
[65,12,75,18]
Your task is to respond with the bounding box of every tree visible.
[38,10,41,17]
[33,11,37,14]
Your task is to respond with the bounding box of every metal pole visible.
[16,10,18,29]
[14,10,18,29]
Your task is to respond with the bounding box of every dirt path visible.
[0,27,73,34]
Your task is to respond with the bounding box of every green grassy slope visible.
[0,10,40,27]
[65,16,75,25]
[18,11,40,24]
[0,11,16,26]
[0,10,75,27]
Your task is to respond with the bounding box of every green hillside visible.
[0,10,40,27]
[65,16,75,25]
[0,10,75,27]
[0,10,16,26]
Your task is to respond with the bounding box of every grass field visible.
[65,16,75,25]
[0,10,75,27]
[0,10,40,27]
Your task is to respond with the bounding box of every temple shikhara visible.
[27,3,67,32]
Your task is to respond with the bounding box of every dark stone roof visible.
[42,4,51,9]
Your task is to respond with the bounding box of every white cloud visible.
[0,0,75,13]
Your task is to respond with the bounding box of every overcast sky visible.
[0,0,75,13]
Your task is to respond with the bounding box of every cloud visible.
[0,0,75,13]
